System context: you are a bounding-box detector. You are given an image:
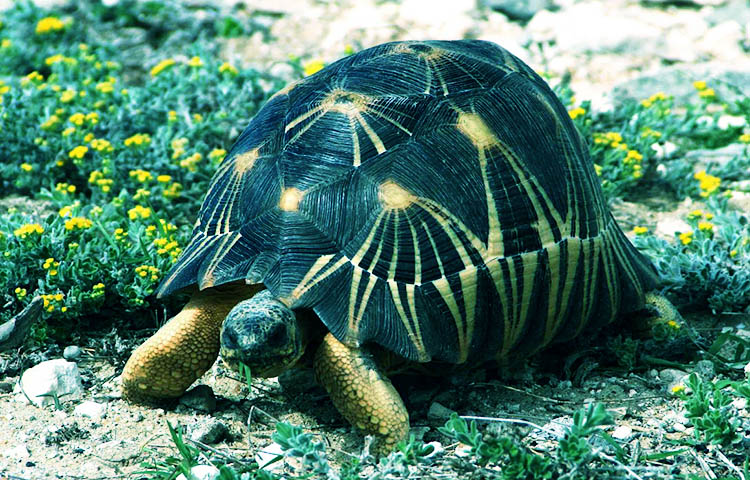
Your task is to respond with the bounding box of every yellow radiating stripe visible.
[415,197,486,259]
[351,210,388,265]
[420,217,446,279]
[347,267,363,334]
[579,237,601,330]
[365,107,413,136]
[478,147,503,257]
[426,58,449,96]
[285,253,347,304]
[214,171,244,236]
[434,277,464,361]
[388,281,429,361]
[457,268,479,363]
[487,260,511,357]
[404,213,422,284]
[543,242,562,343]
[199,232,241,289]
[354,111,386,154]
[349,269,377,341]
[159,236,219,292]
[203,159,239,235]
[543,239,581,345]
[387,211,400,280]
[607,226,643,299]
[500,259,521,357]
[518,251,538,340]
[285,110,327,146]
[495,140,564,246]
[285,104,325,132]
[350,115,361,167]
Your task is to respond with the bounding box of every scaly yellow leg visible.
[313,333,409,455]
[121,283,261,403]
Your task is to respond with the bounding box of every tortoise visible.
[121,39,678,453]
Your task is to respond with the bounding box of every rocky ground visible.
[1,0,750,478]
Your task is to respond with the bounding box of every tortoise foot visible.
[314,332,409,456]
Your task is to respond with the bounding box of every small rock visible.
[256,442,289,471]
[179,385,216,413]
[4,444,30,459]
[16,359,83,407]
[611,425,633,441]
[694,360,715,380]
[74,401,107,421]
[732,397,747,410]
[659,368,689,393]
[62,346,81,361]
[655,217,691,239]
[716,114,746,130]
[0,381,13,393]
[672,422,687,432]
[427,402,455,422]
[530,416,572,442]
[481,0,552,21]
[189,419,228,445]
[685,143,747,169]
[728,191,750,213]
[176,464,220,480]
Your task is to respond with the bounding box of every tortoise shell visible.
[157,40,657,365]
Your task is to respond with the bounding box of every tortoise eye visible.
[266,324,287,347]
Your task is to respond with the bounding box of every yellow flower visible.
[192,113,203,123]
[698,88,715,99]
[594,164,602,176]
[730,249,738,257]
[687,209,703,219]
[20,163,33,172]
[209,148,227,161]
[128,169,153,183]
[698,221,714,232]
[69,145,89,159]
[96,81,114,93]
[41,115,61,130]
[150,58,176,77]
[163,182,183,199]
[679,231,693,245]
[134,188,151,201]
[35,16,66,34]
[124,133,152,147]
[179,153,202,172]
[693,80,707,90]
[740,133,750,143]
[218,62,238,75]
[90,138,113,152]
[625,149,643,162]
[168,110,178,122]
[568,107,585,119]
[694,170,721,197]
[156,174,172,183]
[86,112,99,124]
[56,183,76,194]
[671,384,686,395]
[58,205,73,218]
[60,89,76,103]
[69,112,85,126]
[303,59,325,76]
[633,226,648,235]
[187,56,203,67]
[14,223,44,238]
[128,205,152,220]
[171,137,189,159]
[65,216,93,231]
[45,54,64,65]
[62,127,75,136]
[1,39,12,49]
[15,287,27,298]
[93,283,105,290]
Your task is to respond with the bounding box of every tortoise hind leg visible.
[314,333,409,455]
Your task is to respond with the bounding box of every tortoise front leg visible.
[314,333,409,455]
[122,283,261,404]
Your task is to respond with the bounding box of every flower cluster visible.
[64,216,93,231]
[14,223,44,238]
[135,265,160,282]
[694,170,721,197]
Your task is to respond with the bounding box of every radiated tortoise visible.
[121,39,678,453]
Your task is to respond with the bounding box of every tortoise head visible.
[220,290,304,378]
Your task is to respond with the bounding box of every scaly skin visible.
[314,332,409,455]
[121,283,261,403]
